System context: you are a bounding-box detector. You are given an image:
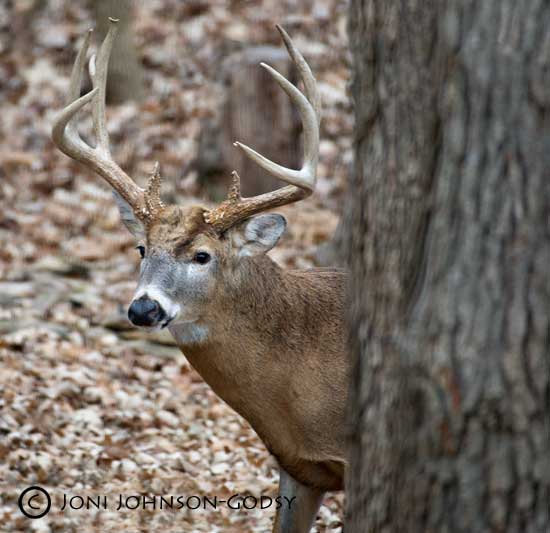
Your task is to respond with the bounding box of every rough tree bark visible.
[91,0,144,103]
[345,1,550,532]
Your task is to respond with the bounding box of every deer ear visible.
[230,214,286,257]
[113,192,146,240]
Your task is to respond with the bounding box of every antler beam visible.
[51,18,163,223]
[204,25,321,232]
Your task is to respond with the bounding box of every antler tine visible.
[52,29,96,161]
[276,25,321,125]
[52,19,165,222]
[204,26,321,232]
[68,30,93,109]
[145,161,164,214]
[88,18,117,153]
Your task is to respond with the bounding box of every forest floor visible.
[0,0,352,531]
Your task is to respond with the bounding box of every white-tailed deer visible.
[52,19,349,532]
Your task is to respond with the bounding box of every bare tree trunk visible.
[91,0,144,103]
[345,1,550,532]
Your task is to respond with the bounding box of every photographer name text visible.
[60,493,296,512]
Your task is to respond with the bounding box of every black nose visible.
[128,296,166,327]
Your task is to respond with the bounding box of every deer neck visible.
[169,254,286,352]
[167,255,291,415]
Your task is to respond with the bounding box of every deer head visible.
[52,18,321,331]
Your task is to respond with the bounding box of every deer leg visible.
[272,467,325,533]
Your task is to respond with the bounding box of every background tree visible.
[91,0,144,102]
[345,1,550,531]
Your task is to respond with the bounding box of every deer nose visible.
[128,296,166,327]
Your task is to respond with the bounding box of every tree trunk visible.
[345,1,550,532]
[91,0,144,103]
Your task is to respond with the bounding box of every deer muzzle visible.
[128,295,166,328]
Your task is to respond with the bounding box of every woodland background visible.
[0,0,351,531]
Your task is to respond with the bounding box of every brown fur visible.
[146,205,216,249]
[147,205,349,491]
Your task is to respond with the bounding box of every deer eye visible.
[136,245,145,259]
[193,251,211,264]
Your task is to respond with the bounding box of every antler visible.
[204,25,321,233]
[51,18,163,224]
